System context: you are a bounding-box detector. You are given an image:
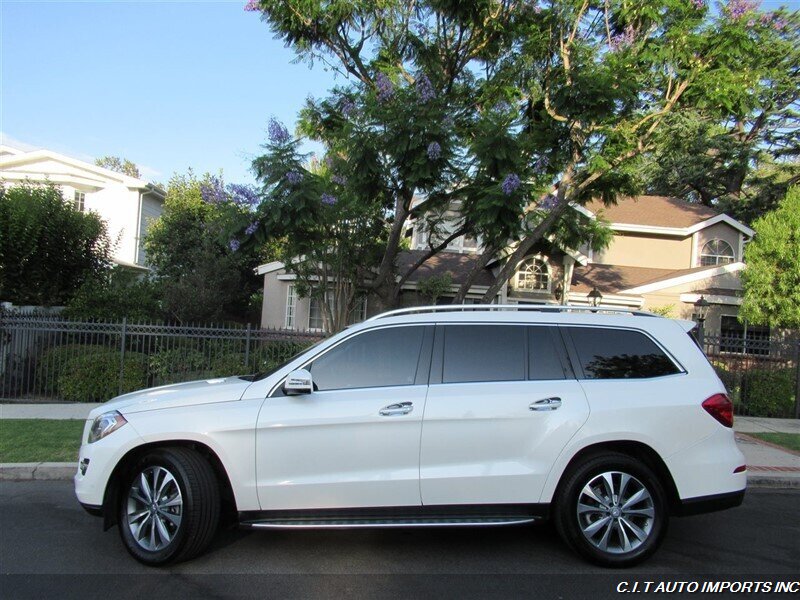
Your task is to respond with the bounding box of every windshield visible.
[240,338,328,382]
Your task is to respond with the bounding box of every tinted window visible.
[568,327,680,379]
[528,327,567,380]
[310,326,425,391]
[443,325,525,383]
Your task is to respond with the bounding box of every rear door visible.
[419,324,590,506]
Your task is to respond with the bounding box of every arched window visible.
[700,239,735,266]
[515,257,550,291]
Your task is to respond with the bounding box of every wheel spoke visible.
[601,472,616,502]
[149,514,157,549]
[160,495,182,509]
[129,490,149,506]
[580,484,609,509]
[155,515,172,546]
[597,519,613,551]
[624,506,655,518]
[159,509,182,527]
[620,517,649,542]
[157,471,176,501]
[577,502,605,516]
[617,473,631,502]
[582,515,611,536]
[621,487,647,510]
[139,472,153,503]
[617,520,633,552]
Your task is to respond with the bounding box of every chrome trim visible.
[529,397,562,411]
[244,517,537,530]
[367,305,660,322]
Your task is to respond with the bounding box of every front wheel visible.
[118,447,220,566]
[554,452,668,567]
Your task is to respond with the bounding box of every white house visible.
[0,144,165,268]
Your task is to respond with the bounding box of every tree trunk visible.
[452,246,496,304]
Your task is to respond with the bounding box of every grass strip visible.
[748,432,800,453]
[0,419,84,463]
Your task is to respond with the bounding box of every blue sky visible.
[2,0,793,186]
[1,0,345,185]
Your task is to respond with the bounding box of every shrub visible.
[36,344,88,395]
[740,367,796,418]
[149,346,208,384]
[710,360,740,404]
[53,347,148,402]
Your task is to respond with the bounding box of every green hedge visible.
[39,345,148,402]
[36,338,318,401]
[741,368,796,418]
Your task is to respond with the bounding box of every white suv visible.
[74,306,746,567]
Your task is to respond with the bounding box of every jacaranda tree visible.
[246,0,798,322]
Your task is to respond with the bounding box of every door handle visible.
[529,397,562,411]
[379,402,413,416]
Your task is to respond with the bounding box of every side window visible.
[567,327,680,380]
[528,327,568,380]
[310,326,425,391]
[442,325,525,384]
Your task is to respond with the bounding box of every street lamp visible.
[694,295,710,346]
[587,287,603,308]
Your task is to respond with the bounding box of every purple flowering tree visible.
[145,171,266,322]
[248,0,799,310]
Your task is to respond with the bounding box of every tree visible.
[248,0,796,313]
[144,172,264,323]
[641,0,800,225]
[417,273,453,305]
[95,156,142,179]
[740,186,800,328]
[0,183,112,306]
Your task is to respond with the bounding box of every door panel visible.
[420,379,589,505]
[256,325,431,510]
[420,323,589,505]
[256,385,427,510]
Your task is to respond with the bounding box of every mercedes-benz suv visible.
[75,305,746,567]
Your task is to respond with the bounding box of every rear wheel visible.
[118,447,220,566]
[554,452,668,567]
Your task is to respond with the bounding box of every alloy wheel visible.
[125,465,183,552]
[576,470,655,554]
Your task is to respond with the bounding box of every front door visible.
[256,325,433,510]
[420,324,590,505]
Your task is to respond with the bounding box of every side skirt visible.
[238,504,549,529]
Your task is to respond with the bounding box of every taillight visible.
[702,393,733,428]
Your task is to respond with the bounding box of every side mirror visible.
[283,368,313,395]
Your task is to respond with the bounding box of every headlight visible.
[88,411,128,444]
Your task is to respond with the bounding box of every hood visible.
[88,376,253,418]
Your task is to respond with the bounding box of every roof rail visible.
[366,304,660,321]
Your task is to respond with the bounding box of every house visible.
[0,144,165,268]
[256,195,755,336]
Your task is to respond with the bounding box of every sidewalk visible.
[1,403,798,487]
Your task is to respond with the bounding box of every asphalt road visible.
[0,482,797,599]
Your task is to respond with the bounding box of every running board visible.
[241,516,538,529]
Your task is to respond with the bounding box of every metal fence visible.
[700,330,800,419]
[0,315,325,403]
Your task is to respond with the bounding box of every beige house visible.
[257,195,755,337]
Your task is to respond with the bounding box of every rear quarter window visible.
[566,327,681,380]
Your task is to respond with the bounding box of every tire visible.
[554,452,668,568]
[118,447,220,566]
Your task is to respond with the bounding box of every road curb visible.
[0,462,76,481]
[747,475,799,489]
[0,463,797,490]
